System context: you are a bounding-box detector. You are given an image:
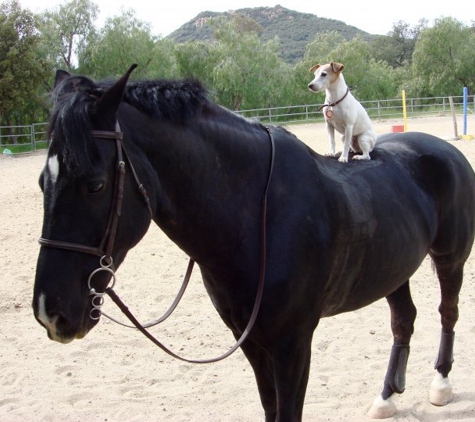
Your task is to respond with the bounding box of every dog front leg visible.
[338,125,353,163]
[326,121,338,157]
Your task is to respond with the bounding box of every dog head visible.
[308,62,345,93]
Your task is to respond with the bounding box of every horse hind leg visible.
[428,257,464,407]
[430,331,455,406]
[368,281,416,419]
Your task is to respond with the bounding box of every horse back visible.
[261,131,475,318]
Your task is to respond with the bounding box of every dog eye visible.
[87,181,104,193]
[321,72,327,77]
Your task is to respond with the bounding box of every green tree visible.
[411,17,475,96]
[149,38,179,79]
[370,20,427,68]
[301,31,345,70]
[38,0,98,71]
[208,15,288,110]
[174,40,216,85]
[0,0,49,127]
[78,9,174,79]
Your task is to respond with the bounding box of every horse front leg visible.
[428,260,464,406]
[272,332,313,422]
[242,331,313,422]
[240,340,278,421]
[368,281,417,419]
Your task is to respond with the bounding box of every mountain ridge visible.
[166,5,375,63]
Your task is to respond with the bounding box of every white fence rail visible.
[236,95,474,124]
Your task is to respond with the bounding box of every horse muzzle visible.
[34,292,95,343]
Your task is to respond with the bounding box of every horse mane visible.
[47,75,210,177]
[122,79,209,121]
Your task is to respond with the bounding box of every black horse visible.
[33,65,475,421]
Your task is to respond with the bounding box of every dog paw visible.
[352,154,371,160]
[338,156,349,163]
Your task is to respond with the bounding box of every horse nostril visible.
[55,313,69,329]
[36,293,75,337]
[43,311,77,343]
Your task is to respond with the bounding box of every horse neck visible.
[135,114,270,262]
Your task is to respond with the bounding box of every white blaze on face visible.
[48,155,60,185]
[37,293,58,333]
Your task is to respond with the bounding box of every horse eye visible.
[87,181,104,193]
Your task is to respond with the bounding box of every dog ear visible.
[309,64,320,73]
[331,62,345,73]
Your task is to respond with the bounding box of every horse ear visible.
[54,70,71,88]
[95,63,138,118]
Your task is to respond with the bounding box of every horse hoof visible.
[429,373,453,406]
[367,395,397,419]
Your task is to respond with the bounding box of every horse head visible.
[33,64,152,343]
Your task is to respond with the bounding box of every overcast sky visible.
[18,0,473,37]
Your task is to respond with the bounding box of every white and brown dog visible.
[308,62,376,162]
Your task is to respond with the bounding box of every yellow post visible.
[402,90,407,132]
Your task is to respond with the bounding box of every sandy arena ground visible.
[1,115,475,421]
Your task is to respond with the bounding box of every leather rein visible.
[38,123,276,364]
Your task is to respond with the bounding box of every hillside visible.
[167,5,373,63]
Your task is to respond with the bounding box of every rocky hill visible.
[167,5,374,63]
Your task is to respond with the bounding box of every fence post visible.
[448,97,459,139]
[31,124,36,152]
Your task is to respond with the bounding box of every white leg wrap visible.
[429,372,454,406]
[367,395,397,419]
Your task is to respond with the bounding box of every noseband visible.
[38,123,153,316]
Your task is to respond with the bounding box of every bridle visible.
[39,123,153,318]
[39,124,152,259]
[38,122,276,364]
